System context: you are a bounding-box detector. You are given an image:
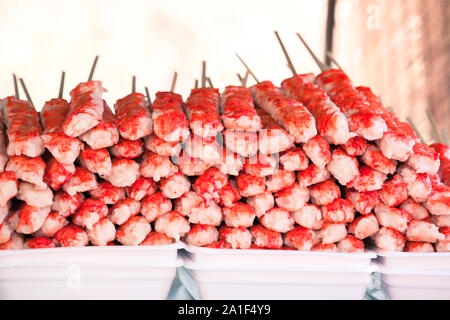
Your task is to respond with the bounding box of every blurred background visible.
[0,0,448,144]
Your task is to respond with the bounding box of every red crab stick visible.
[1,96,44,157]
[114,92,152,140]
[250,81,317,143]
[255,107,294,154]
[185,88,224,138]
[151,91,190,142]
[281,73,355,145]
[41,98,83,164]
[63,81,105,137]
[0,114,7,172]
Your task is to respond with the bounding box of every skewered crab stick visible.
[140,150,178,182]
[246,191,274,218]
[34,211,69,237]
[251,224,283,249]
[105,158,139,187]
[154,211,190,241]
[116,215,151,245]
[275,182,310,211]
[374,204,412,233]
[406,220,444,243]
[281,73,355,144]
[17,181,53,208]
[397,164,432,202]
[63,166,98,196]
[114,92,152,140]
[379,174,408,207]
[80,101,119,149]
[79,146,112,178]
[173,151,211,177]
[63,81,105,137]
[400,198,429,220]
[160,172,191,199]
[360,144,397,175]
[215,147,244,176]
[431,143,450,186]
[53,224,89,247]
[89,181,125,205]
[110,138,144,159]
[220,86,262,132]
[109,198,141,225]
[425,184,450,216]
[319,223,348,244]
[0,232,24,250]
[279,147,309,171]
[185,224,219,246]
[193,167,228,204]
[185,88,223,138]
[219,226,252,249]
[126,176,157,201]
[218,181,241,207]
[236,172,265,197]
[223,130,258,157]
[0,204,9,225]
[345,190,380,215]
[250,81,317,143]
[255,107,294,154]
[302,136,330,169]
[321,198,355,224]
[144,134,182,156]
[188,201,223,226]
[43,156,75,191]
[140,192,172,222]
[342,136,367,156]
[73,198,108,230]
[312,242,337,252]
[337,235,364,253]
[309,180,340,206]
[265,169,295,193]
[8,204,51,234]
[404,242,435,252]
[284,226,313,250]
[1,97,44,157]
[24,237,56,249]
[260,207,294,233]
[406,143,440,175]
[0,171,18,206]
[347,166,387,192]
[326,148,359,186]
[174,191,203,216]
[292,204,323,230]
[141,231,174,246]
[244,154,278,177]
[296,164,330,187]
[184,134,221,163]
[223,202,256,228]
[41,98,83,164]
[51,191,84,217]
[87,217,116,246]
[151,91,190,142]
[5,155,47,189]
[348,214,379,240]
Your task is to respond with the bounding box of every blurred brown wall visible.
[332,0,449,144]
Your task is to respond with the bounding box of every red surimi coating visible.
[34,211,69,237]
[223,130,258,157]
[405,220,444,243]
[223,202,256,228]
[250,81,317,143]
[126,176,157,201]
[185,88,223,138]
[275,183,310,211]
[265,169,295,193]
[379,174,408,207]
[236,172,265,197]
[63,166,98,196]
[1,96,44,157]
[184,134,221,164]
[51,191,84,217]
[216,146,244,176]
[279,147,309,171]
[79,146,112,178]
[244,154,278,177]
[63,81,105,137]
[105,158,140,187]
[397,164,432,202]
[194,167,228,204]
[400,198,429,220]
[337,235,364,253]
[10,204,51,234]
[6,155,47,189]
[281,74,355,145]
[407,143,440,175]
[174,151,211,176]
[140,150,178,182]
[326,148,359,186]
[0,171,18,206]
[341,136,367,156]
[141,231,174,246]
[160,173,191,199]
[255,107,294,154]
[319,223,347,244]
[109,198,141,225]
[218,181,241,208]
[321,198,355,224]
[174,191,203,216]
[220,86,262,132]
[348,214,379,240]
[375,204,412,233]
[89,181,125,204]
[311,243,337,252]
[284,226,313,251]
[203,240,232,249]
[346,190,380,215]
[188,201,223,226]
[114,92,152,140]
[250,224,283,249]
[185,224,219,246]
[110,138,144,159]
[87,217,116,246]
[152,91,190,142]
[73,198,108,230]
[219,226,252,249]
[145,134,181,156]
[309,180,341,206]
[260,207,294,233]
[431,143,450,186]
[41,98,83,164]
[80,101,119,149]
[44,157,75,191]
[404,241,435,252]
[0,232,24,250]
[360,145,397,175]
[424,184,450,215]
[154,211,190,241]
[347,166,387,192]
[246,191,274,218]
[302,136,330,169]
[293,204,323,230]
[116,215,151,246]
[296,164,330,187]
[24,237,56,249]
[17,181,53,208]
[141,192,172,222]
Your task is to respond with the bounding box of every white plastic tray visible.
[377,265,450,300]
[183,245,376,269]
[180,259,377,300]
[375,250,450,271]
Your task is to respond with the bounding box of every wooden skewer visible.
[88,55,99,81]
[132,76,136,93]
[406,117,425,143]
[170,72,178,92]
[442,128,449,145]
[243,70,249,87]
[194,79,199,89]
[12,73,19,99]
[237,73,244,86]
[296,32,327,72]
[201,61,206,88]
[274,31,297,75]
[326,51,343,70]
[144,86,152,105]
[426,109,442,143]
[19,78,34,106]
[207,77,214,88]
[58,71,65,99]
[235,53,260,83]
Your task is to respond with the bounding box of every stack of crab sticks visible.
[0,49,448,253]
